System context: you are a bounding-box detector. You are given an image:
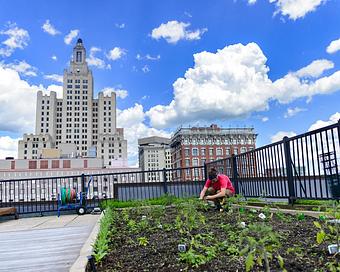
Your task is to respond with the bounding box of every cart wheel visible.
[76,206,86,215]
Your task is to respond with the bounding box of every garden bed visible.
[91,199,340,271]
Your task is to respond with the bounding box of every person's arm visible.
[199,186,208,200]
[205,188,226,200]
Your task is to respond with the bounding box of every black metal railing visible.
[0,166,205,214]
[207,119,340,203]
[0,120,339,215]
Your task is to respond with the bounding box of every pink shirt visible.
[204,174,235,193]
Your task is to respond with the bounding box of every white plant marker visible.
[240,221,246,228]
[259,213,266,220]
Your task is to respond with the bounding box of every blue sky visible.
[0,0,339,165]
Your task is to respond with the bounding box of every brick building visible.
[170,124,257,179]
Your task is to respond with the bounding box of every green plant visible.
[313,201,340,247]
[137,236,149,246]
[240,223,285,272]
[93,207,117,263]
[175,200,206,236]
[179,233,217,268]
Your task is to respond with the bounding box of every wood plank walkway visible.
[0,214,100,272]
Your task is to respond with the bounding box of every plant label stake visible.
[178,244,187,252]
[328,244,340,254]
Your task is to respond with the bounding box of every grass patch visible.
[101,194,194,209]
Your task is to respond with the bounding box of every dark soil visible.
[91,205,339,272]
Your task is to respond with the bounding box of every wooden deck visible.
[0,214,100,272]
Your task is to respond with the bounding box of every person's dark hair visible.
[208,168,218,180]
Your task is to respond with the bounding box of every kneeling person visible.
[199,168,235,210]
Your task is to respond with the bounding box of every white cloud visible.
[146,42,340,128]
[284,107,307,118]
[42,20,60,36]
[106,47,126,61]
[64,29,79,45]
[0,66,63,133]
[248,0,257,5]
[308,112,340,131]
[117,104,171,166]
[136,54,160,61]
[101,87,128,99]
[142,65,150,73]
[51,55,57,61]
[0,23,29,57]
[271,131,297,143]
[294,59,334,78]
[270,0,327,20]
[115,23,125,29]
[0,66,39,132]
[44,74,63,83]
[87,47,110,69]
[326,38,340,54]
[46,84,63,99]
[1,60,37,77]
[151,20,207,44]
[262,117,269,122]
[0,136,19,159]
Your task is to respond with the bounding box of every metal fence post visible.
[162,168,168,195]
[81,174,86,193]
[203,163,208,181]
[283,136,296,205]
[231,155,239,194]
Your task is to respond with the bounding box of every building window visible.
[241,147,247,153]
[216,148,222,156]
[192,148,198,156]
[29,160,37,169]
[234,148,238,155]
[201,148,206,156]
[184,148,190,157]
[209,148,214,156]
[226,148,230,156]
[192,158,199,166]
[40,160,48,169]
[52,160,60,168]
[76,51,82,62]
[185,159,190,167]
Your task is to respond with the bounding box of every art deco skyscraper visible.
[18,39,128,167]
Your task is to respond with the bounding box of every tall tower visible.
[19,38,128,167]
[61,38,93,156]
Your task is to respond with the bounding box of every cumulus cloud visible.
[106,47,126,61]
[270,0,327,20]
[284,107,307,118]
[42,20,60,36]
[101,87,128,99]
[44,74,63,83]
[262,117,269,122]
[0,66,64,133]
[0,66,39,132]
[87,47,110,69]
[294,59,334,78]
[146,42,340,128]
[151,20,207,44]
[248,0,257,5]
[64,29,79,45]
[271,131,297,143]
[51,55,57,61]
[46,84,63,99]
[326,38,340,54]
[0,23,29,57]
[136,54,160,61]
[0,60,37,77]
[308,112,340,131]
[117,104,171,166]
[0,136,19,159]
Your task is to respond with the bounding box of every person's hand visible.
[205,195,212,200]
